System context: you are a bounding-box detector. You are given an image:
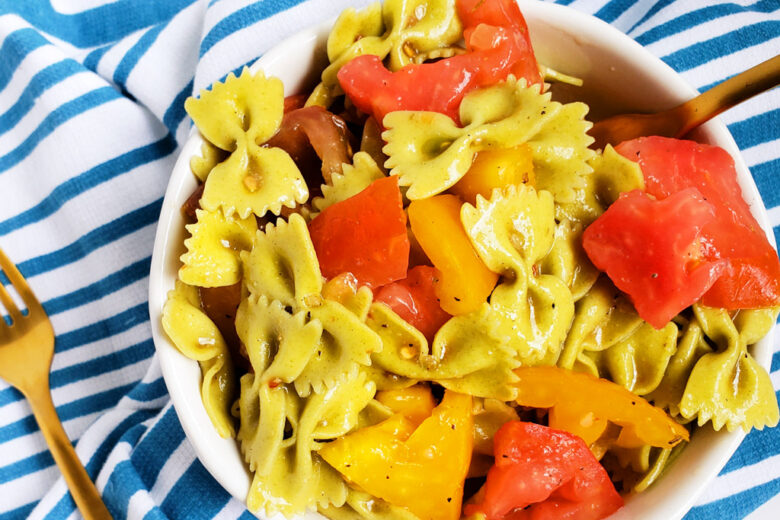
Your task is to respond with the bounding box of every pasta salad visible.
[161,1,780,519]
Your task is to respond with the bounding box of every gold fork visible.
[0,248,112,520]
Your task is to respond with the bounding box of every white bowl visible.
[149,2,776,519]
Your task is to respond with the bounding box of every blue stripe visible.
[0,502,35,520]
[163,79,194,132]
[0,449,54,485]
[45,409,155,519]
[727,109,780,151]
[199,0,306,58]
[627,0,675,35]
[722,417,780,474]
[0,86,120,173]
[103,460,150,517]
[685,475,780,519]
[0,418,152,488]
[126,377,168,403]
[159,461,231,519]
[0,338,154,407]
[43,257,152,316]
[0,383,135,444]
[594,0,635,24]
[0,0,196,48]
[131,406,186,484]
[56,303,149,353]
[0,60,84,136]
[113,23,166,96]
[0,29,49,93]
[0,136,174,236]
[10,197,162,277]
[749,159,780,209]
[635,0,779,46]
[83,44,112,71]
[662,21,780,73]
[47,489,76,520]
[84,410,157,477]
[143,508,169,520]
[772,350,780,372]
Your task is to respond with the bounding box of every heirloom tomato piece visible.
[337,0,541,125]
[408,195,499,315]
[582,188,726,329]
[456,0,541,87]
[308,176,409,289]
[616,136,780,309]
[375,265,452,341]
[319,391,473,520]
[464,421,624,520]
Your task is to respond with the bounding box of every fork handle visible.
[674,54,780,136]
[26,384,113,520]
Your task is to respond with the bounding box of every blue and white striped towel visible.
[0,1,778,518]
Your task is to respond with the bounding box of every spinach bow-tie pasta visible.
[162,0,780,517]
[383,77,595,202]
[308,0,462,107]
[185,68,308,218]
[461,184,575,365]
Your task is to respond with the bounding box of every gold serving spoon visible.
[0,248,113,520]
[588,54,780,150]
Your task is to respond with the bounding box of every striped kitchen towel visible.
[0,0,778,518]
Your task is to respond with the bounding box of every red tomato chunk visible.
[308,176,409,289]
[582,189,726,329]
[616,136,780,309]
[465,421,623,520]
[374,265,452,341]
[337,0,541,126]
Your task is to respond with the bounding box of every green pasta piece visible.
[367,303,520,400]
[162,281,237,438]
[557,144,644,224]
[179,208,257,288]
[557,277,620,370]
[384,77,595,202]
[540,219,600,301]
[186,68,282,150]
[320,488,421,520]
[201,141,309,219]
[190,141,227,182]
[235,295,322,384]
[558,277,643,369]
[295,298,383,397]
[186,68,309,218]
[679,305,779,431]
[242,213,323,309]
[646,319,712,417]
[461,185,575,364]
[605,444,681,494]
[598,321,678,396]
[239,381,351,516]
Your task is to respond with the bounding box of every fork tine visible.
[0,248,42,317]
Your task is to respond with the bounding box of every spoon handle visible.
[675,54,780,136]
